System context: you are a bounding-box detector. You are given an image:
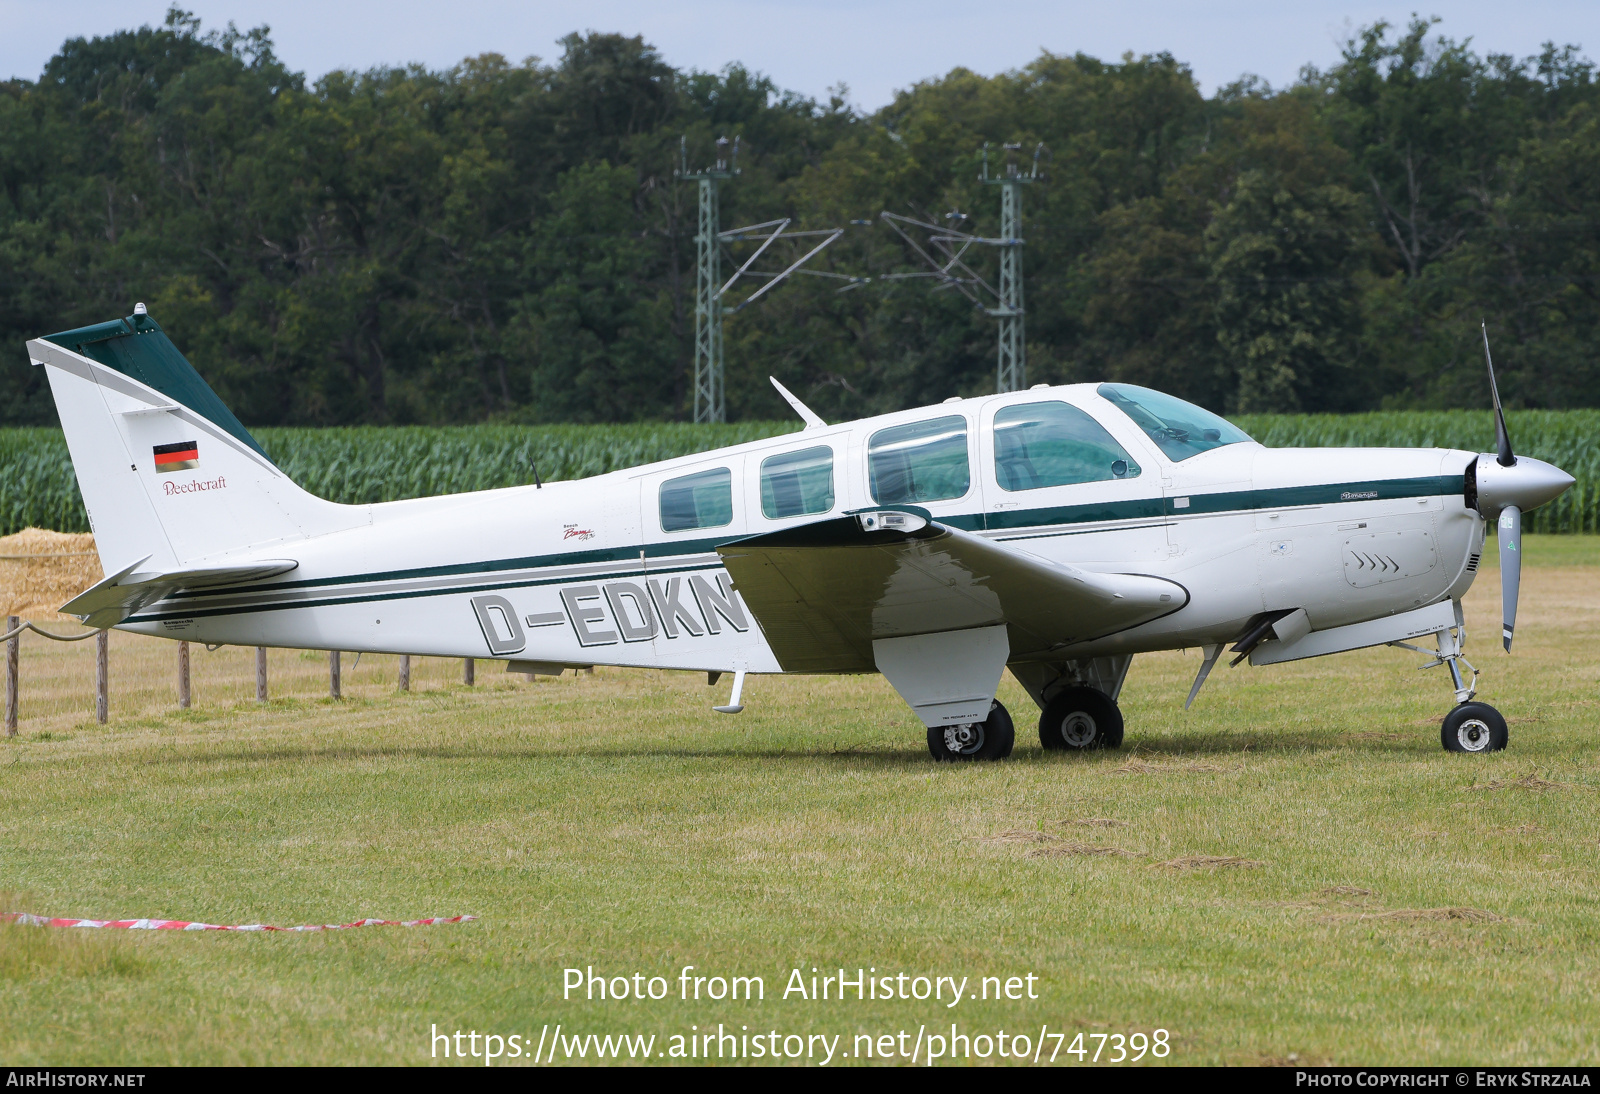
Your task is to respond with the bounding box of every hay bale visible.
[0,529,101,621]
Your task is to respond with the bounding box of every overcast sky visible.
[3,1,1597,108]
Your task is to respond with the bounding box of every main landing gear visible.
[926,686,1129,760]
[927,701,1015,761]
[1038,687,1125,751]
[1393,617,1508,753]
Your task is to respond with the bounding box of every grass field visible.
[1,538,1598,1066]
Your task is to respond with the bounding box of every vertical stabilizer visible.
[28,308,360,578]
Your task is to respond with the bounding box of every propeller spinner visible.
[1473,323,1575,651]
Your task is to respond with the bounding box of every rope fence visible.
[1,535,595,735]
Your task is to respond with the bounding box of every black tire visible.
[1441,702,1508,753]
[927,700,1015,762]
[1038,687,1125,751]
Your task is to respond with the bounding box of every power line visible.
[676,135,844,423]
[880,142,1046,393]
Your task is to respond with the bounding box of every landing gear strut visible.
[927,700,1014,762]
[1391,615,1506,753]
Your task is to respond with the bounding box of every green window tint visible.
[1097,383,1253,462]
[660,468,733,532]
[868,415,970,504]
[994,401,1140,491]
[761,446,835,519]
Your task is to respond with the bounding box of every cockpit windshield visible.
[1097,383,1253,462]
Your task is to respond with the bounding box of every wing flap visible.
[717,512,1185,673]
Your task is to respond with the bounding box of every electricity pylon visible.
[983,143,1035,393]
[678,136,738,423]
[880,142,1045,393]
[677,136,844,423]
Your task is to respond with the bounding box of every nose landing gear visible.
[1391,614,1506,753]
[1441,702,1508,753]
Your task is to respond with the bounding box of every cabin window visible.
[993,401,1140,491]
[659,468,733,532]
[868,415,970,504]
[761,446,835,519]
[1097,383,1253,462]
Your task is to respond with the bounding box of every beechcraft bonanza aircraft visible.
[28,307,1575,759]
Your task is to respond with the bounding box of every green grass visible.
[1,537,1597,1065]
[4,409,1599,534]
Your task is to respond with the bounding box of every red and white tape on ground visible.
[1,912,475,932]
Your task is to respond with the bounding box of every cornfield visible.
[2,411,1595,535]
[0,423,796,536]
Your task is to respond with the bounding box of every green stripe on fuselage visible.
[175,536,729,601]
[983,474,1456,531]
[132,472,1463,623]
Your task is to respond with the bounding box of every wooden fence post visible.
[95,630,108,725]
[463,657,474,686]
[5,616,17,737]
[329,650,341,700]
[177,641,191,710]
[398,654,411,692]
[256,647,268,702]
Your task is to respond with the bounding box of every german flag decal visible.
[153,440,199,473]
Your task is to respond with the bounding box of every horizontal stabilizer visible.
[61,558,299,629]
[717,511,1186,673]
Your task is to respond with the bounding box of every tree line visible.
[3,8,1597,426]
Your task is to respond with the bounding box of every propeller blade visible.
[1482,321,1515,467]
[1499,504,1521,652]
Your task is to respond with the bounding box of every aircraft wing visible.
[61,556,299,629]
[716,510,1186,673]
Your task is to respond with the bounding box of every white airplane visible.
[28,307,1574,759]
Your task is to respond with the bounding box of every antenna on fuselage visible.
[530,458,542,489]
[769,376,826,430]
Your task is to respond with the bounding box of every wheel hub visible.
[1456,718,1492,752]
[943,722,985,754]
[1060,711,1097,748]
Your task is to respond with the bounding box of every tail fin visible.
[28,307,359,578]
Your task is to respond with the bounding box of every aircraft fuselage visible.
[117,385,1483,680]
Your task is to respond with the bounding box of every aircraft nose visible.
[1475,454,1576,517]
